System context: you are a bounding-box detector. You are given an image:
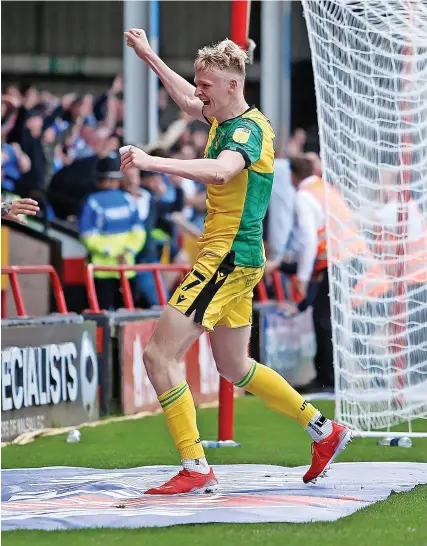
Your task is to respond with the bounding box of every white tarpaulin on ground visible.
[2,462,426,530]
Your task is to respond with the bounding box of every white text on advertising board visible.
[1,332,98,414]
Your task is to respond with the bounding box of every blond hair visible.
[194,39,248,77]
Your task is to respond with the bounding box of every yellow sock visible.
[234,361,318,427]
[158,381,205,460]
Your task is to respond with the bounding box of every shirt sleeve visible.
[223,119,263,168]
[268,159,296,259]
[78,198,98,237]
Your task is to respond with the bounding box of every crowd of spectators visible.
[0,76,220,310]
[1,76,317,313]
[1,77,208,223]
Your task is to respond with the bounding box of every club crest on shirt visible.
[232,127,251,144]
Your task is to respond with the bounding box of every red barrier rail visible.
[272,270,286,302]
[1,265,68,317]
[84,263,191,312]
[255,277,269,302]
[255,270,287,303]
[85,264,288,311]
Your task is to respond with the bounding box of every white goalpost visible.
[301,0,427,437]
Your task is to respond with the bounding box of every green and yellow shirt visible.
[200,106,275,267]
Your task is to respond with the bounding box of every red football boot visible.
[303,422,352,484]
[145,467,218,495]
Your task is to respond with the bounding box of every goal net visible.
[301,0,427,436]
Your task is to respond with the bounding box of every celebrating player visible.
[121,28,352,495]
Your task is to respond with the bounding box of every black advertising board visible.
[1,320,99,441]
[83,310,163,416]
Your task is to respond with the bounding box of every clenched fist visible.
[124,28,152,60]
[120,145,152,172]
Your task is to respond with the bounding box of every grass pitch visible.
[2,398,427,546]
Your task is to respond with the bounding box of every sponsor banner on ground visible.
[120,320,221,415]
[2,463,426,530]
[1,322,99,441]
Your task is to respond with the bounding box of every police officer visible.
[79,154,145,310]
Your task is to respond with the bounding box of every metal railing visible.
[84,263,289,312]
[84,263,192,312]
[1,265,68,317]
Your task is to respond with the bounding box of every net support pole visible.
[261,0,292,150]
[148,0,160,144]
[280,1,292,151]
[261,0,280,133]
[124,0,149,145]
[216,0,251,443]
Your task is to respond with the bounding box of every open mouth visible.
[202,100,210,106]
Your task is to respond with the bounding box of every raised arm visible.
[124,28,206,123]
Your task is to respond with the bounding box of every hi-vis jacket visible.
[79,189,146,279]
[296,176,392,306]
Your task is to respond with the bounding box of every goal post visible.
[301,0,427,437]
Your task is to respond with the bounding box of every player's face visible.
[194,67,236,119]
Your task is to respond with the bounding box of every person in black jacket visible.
[17,108,46,196]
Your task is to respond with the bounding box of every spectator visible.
[1,139,31,193]
[48,131,121,220]
[182,181,206,233]
[191,125,210,158]
[133,168,186,308]
[78,155,145,311]
[158,86,180,132]
[267,158,298,261]
[145,111,192,154]
[265,156,331,392]
[305,152,322,177]
[263,157,299,299]
[178,143,198,160]
[357,165,427,371]
[287,128,307,157]
[268,155,392,392]
[93,75,124,123]
[168,145,207,232]
[18,108,47,197]
[1,94,20,135]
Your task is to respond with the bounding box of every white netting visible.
[301,0,427,435]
